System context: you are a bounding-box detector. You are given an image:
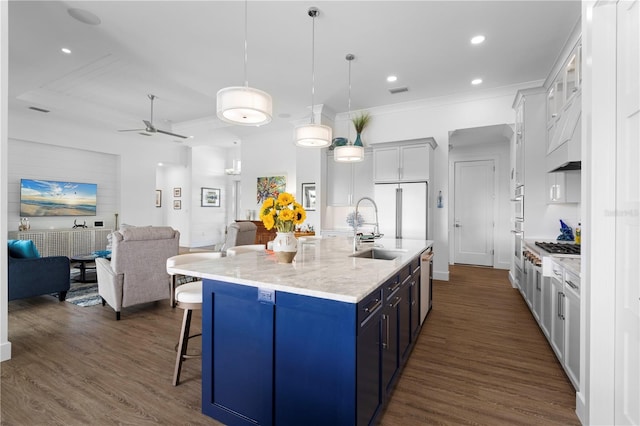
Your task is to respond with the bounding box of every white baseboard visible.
[508,270,518,288]
[0,341,12,362]
[575,390,586,425]
[433,270,449,281]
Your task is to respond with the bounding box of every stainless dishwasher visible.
[420,248,434,325]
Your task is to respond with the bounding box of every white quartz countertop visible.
[167,237,433,303]
[554,257,581,277]
[524,239,581,277]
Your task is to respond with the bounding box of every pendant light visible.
[217,0,272,126]
[295,7,332,147]
[334,54,364,162]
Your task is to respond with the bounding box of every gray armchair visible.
[221,222,257,252]
[96,226,179,320]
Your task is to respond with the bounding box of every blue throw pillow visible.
[8,239,41,259]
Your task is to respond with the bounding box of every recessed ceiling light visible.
[61,47,72,55]
[471,78,483,85]
[471,35,486,45]
[386,75,398,83]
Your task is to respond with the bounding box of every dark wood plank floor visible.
[1,265,579,425]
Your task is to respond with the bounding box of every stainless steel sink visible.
[349,248,407,260]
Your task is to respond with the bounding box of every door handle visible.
[455,223,461,228]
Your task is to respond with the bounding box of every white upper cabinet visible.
[547,42,582,157]
[547,43,581,130]
[514,98,525,190]
[326,151,373,206]
[373,140,435,183]
[546,171,580,204]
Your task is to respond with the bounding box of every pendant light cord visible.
[310,11,316,124]
[346,54,354,143]
[243,0,248,88]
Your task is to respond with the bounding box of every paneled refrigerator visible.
[374,182,428,240]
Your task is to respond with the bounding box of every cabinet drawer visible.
[384,275,402,299]
[551,261,563,280]
[358,287,383,327]
[564,271,580,296]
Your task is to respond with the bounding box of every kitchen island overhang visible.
[167,237,433,426]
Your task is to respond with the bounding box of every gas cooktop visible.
[535,242,581,255]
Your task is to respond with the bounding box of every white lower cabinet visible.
[540,276,552,339]
[531,265,542,323]
[518,255,580,391]
[549,275,565,363]
[563,271,580,389]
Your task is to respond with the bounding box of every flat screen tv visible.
[20,179,97,217]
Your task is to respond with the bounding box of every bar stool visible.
[166,252,222,386]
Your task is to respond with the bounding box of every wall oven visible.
[512,185,524,221]
[511,220,524,270]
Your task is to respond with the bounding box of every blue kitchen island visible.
[167,237,433,426]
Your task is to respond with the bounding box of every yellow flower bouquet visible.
[259,192,306,233]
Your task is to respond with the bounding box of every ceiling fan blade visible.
[156,129,188,139]
[142,120,156,132]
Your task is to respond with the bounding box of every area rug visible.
[65,281,101,307]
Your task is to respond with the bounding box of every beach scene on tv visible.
[20,179,97,217]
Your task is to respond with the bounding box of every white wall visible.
[1,0,10,362]
[240,127,298,216]
[190,145,228,248]
[295,144,323,231]
[7,139,119,230]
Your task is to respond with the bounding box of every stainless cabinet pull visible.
[560,293,566,320]
[390,296,402,308]
[388,281,401,293]
[557,292,562,318]
[382,314,389,350]
[566,280,578,290]
[364,298,381,314]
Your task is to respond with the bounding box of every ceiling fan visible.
[118,94,188,139]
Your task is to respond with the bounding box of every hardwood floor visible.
[1,265,579,425]
[381,265,579,425]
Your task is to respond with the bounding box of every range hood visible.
[547,92,582,172]
[551,160,581,172]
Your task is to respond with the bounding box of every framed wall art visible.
[173,187,181,197]
[301,183,316,211]
[201,187,220,207]
[173,200,181,210]
[155,190,162,208]
[256,176,286,204]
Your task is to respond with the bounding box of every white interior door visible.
[453,160,494,266]
[615,1,640,423]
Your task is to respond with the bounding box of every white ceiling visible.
[8,1,581,147]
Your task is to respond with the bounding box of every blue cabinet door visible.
[202,280,275,426]
[398,280,412,361]
[275,292,356,426]
[357,310,382,426]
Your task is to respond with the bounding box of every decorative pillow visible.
[8,239,41,259]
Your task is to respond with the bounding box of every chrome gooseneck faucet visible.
[353,196,383,252]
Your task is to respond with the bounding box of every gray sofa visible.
[96,226,180,320]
